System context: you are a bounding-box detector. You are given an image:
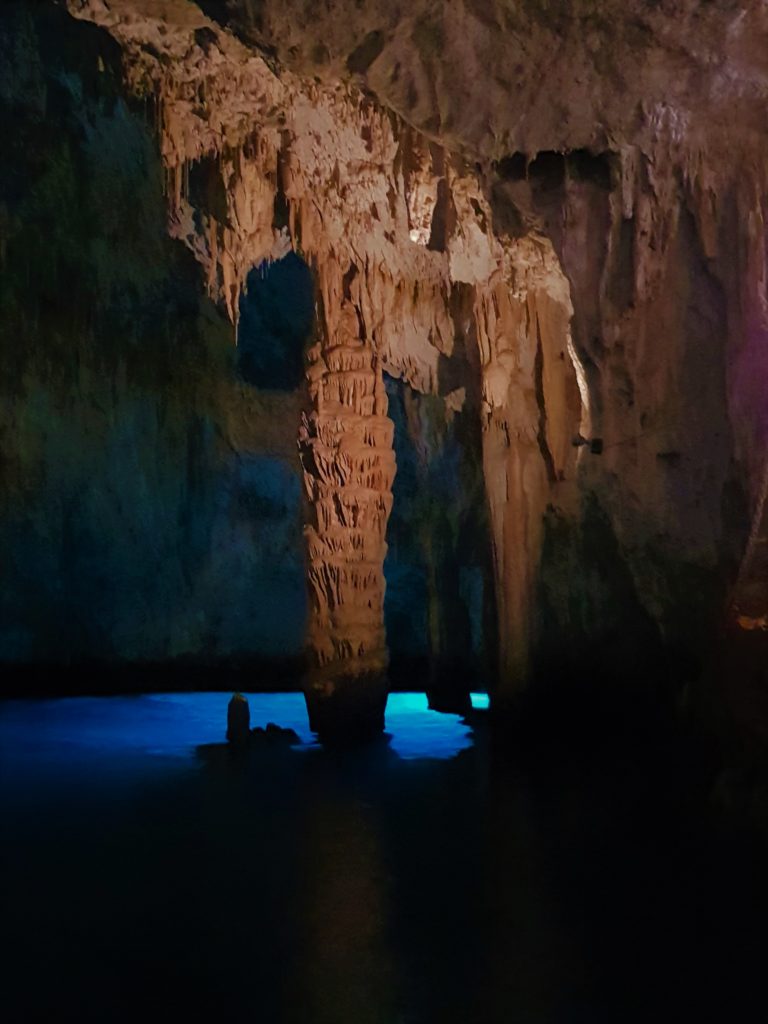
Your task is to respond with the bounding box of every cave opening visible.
[237,252,314,390]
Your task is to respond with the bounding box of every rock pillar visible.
[299,303,396,739]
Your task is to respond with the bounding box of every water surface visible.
[1,692,764,1023]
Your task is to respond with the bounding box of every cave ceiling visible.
[70,1,768,154]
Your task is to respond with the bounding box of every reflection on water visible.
[295,778,398,1024]
[1,691,766,1023]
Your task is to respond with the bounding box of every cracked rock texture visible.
[5,1,768,712]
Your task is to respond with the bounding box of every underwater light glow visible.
[0,692,479,785]
[385,692,473,759]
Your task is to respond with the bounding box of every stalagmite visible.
[300,301,396,736]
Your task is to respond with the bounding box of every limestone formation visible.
[63,0,768,727]
[300,300,396,732]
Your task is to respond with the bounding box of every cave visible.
[3,1,768,1021]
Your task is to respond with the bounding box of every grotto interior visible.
[2,1,768,1021]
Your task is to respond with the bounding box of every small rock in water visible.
[252,722,301,745]
[226,693,250,744]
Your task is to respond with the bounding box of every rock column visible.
[299,303,396,739]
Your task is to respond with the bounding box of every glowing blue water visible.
[470,691,490,709]
[3,687,762,1023]
[0,693,484,785]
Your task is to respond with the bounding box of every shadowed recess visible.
[237,252,314,390]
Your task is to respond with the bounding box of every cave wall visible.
[0,6,308,674]
[490,148,746,686]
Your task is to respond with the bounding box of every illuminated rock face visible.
[474,243,581,687]
[63,0,573,713]
[61,0,768,726]
[300,301,395,734]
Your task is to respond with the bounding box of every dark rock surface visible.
[226,692,251,742]
[0,5,307,671]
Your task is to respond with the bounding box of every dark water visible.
[1,693,765,1023]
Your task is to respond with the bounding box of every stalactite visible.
[471,234,580,690]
